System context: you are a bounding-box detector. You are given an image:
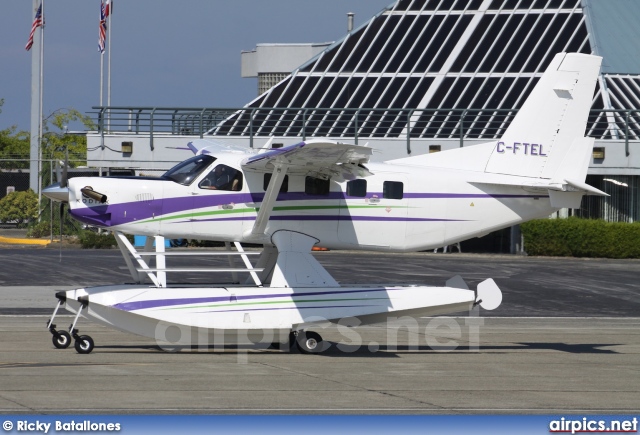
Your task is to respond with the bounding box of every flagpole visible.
[100,54,104,106]
[28,0,42,195]
[38,0,45,211]
[107,2,112,132]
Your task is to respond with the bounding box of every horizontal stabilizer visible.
[471,178,607,196]
[563,179,608,196]
[548,179,608,208]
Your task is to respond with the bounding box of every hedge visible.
[521,217,640,258]
[78,230,119,249]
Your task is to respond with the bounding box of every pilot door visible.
[189,164,245,239]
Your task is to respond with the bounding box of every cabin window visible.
[305,176,330,196]
[263,173,289,192]
[347,179,367,197]
[199,164,242,191]
[383,181,403,199]
[163,155,216,186]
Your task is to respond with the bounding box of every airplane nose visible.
[42,182,70,203]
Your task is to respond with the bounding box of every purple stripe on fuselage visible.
[112,287,399,312]
[72,182,546,227]
[403,193,547,199]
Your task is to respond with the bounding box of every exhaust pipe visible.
[80,187,108,204]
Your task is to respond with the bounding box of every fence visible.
[91,106,640,155]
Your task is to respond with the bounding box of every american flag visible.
[25,3,44,51]
[98,0,108,53]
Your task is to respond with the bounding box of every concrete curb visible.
[0,235,50,245]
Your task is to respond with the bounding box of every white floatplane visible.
[43,53,604,353]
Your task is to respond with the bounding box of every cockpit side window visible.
[162,155,216,186]
[199,164,243,191]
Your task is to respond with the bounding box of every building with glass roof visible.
[215,0,639,145]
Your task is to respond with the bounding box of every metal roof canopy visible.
[583,0,640,74]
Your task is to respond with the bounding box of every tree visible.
[0,99,31,165]
[0,101,96,168]
[0,189,38,226]
[42,108,96,166]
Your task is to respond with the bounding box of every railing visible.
[93,107,237,136]
[91,106,640,155]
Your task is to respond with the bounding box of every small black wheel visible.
[74,335,95,354]
[52,330,71,349]
[296,331,323,354]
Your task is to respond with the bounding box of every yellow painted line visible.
[0,236,50,245]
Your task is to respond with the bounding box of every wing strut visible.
[250,161,288,238]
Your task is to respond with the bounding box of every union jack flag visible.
[25,3,44,51]
[98,0,108,53]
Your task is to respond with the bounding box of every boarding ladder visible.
[113,231,263,288]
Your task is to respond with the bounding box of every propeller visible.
[47,149,70,203]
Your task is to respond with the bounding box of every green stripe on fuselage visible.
[134,204,407,225]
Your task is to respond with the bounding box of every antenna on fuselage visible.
[257,137,275,153]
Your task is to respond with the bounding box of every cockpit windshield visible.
[162,155,216,186]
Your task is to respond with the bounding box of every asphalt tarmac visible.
[0,247,638,317]
[0,247,638,414]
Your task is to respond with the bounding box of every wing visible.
[242,140,373,239]
[241,139,373,180]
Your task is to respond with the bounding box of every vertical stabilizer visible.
[485,53,601,182]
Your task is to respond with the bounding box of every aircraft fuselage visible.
[66,157,554,251]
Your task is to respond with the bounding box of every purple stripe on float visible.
[199,304,379,314]
[112,287,400,311]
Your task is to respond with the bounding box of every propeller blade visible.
[55,160,61,184]
[60,149,68,188]
[59,203,64,239]
[59,202,65,261]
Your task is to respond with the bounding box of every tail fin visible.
[389,53,602,191]
[485,53,601,182]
